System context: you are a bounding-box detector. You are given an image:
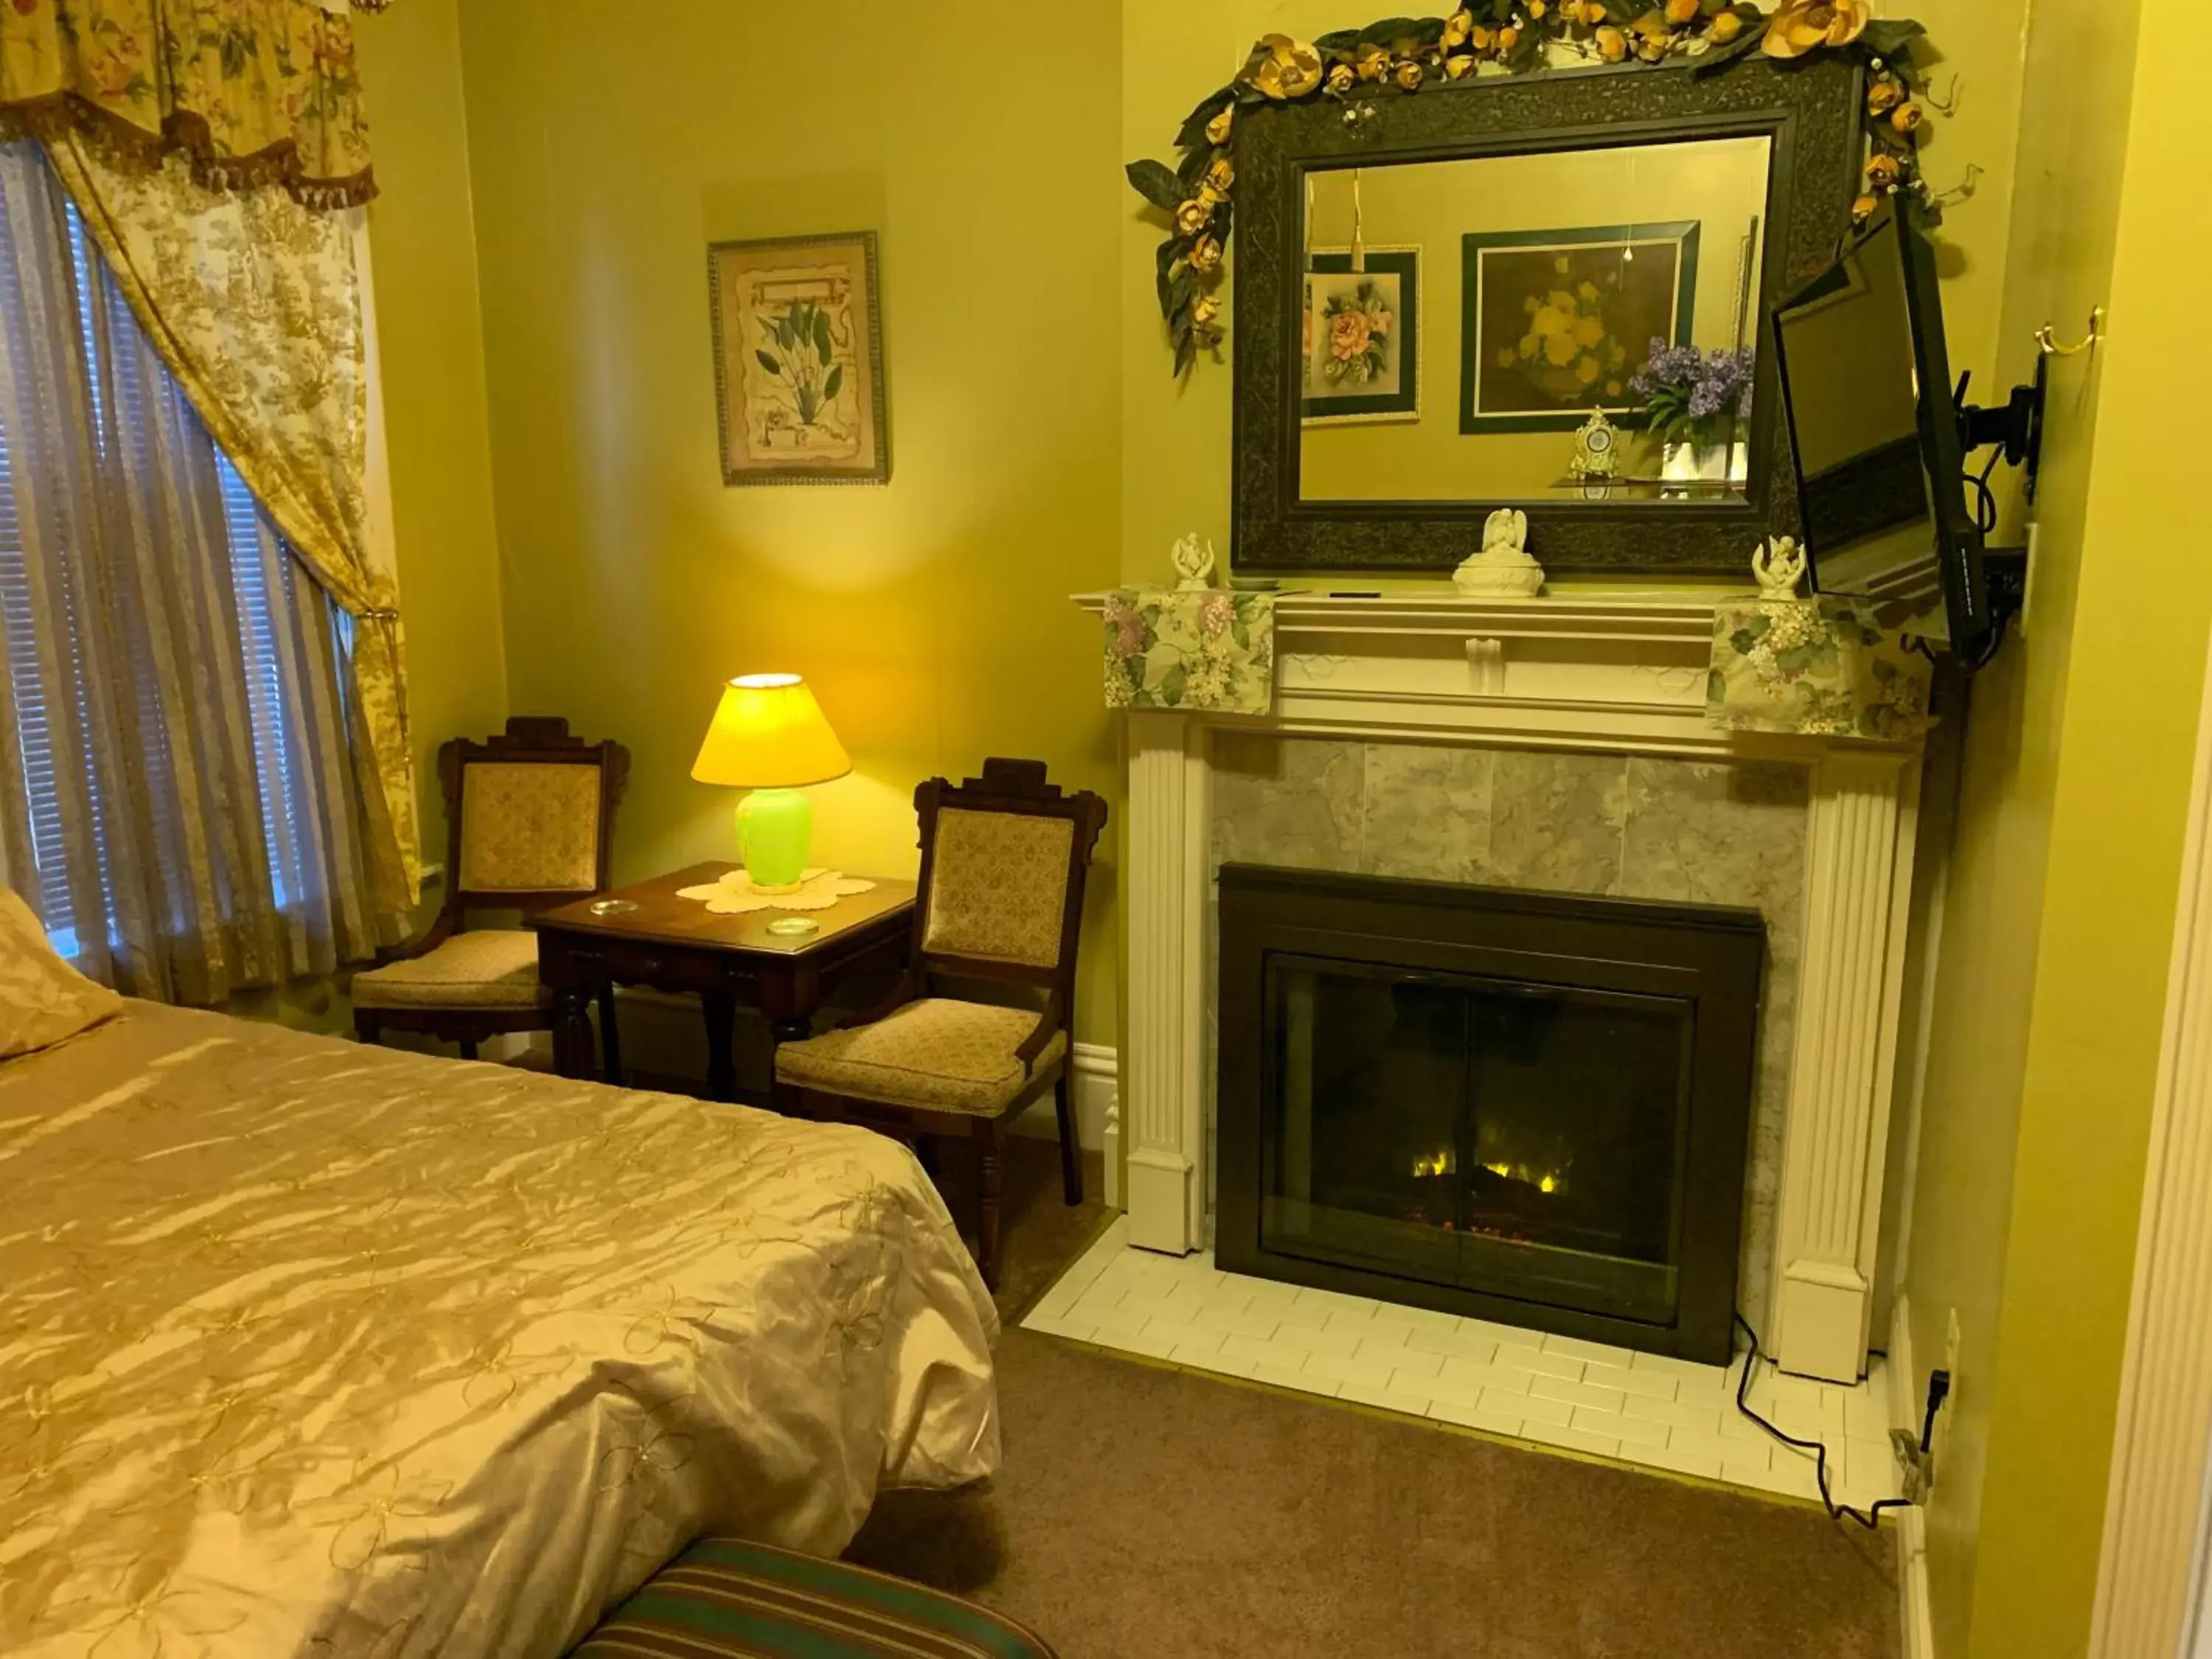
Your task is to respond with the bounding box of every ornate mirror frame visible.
[1233,55,1865,575]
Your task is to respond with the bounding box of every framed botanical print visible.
[1301,248,1421,425]
[709,230,890,485]
[1458,222,1700,434]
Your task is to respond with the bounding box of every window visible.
[0,144,392,998]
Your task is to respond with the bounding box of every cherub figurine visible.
[1753,535,1809,602]
[1171,532,1218,592]
[1483,507,1528,556]
[1451,507,1543,597]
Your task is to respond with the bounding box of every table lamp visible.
[690,674,852,891]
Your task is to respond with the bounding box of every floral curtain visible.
[45,130,420,899]
[0,0,390,208]
[1706,598,1933,741]
[1104,588,1276,714]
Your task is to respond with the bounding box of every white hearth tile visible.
[1218,1333,1291,1368]
[1337,1378,1441,1418]
[1423,1371,1492,1410]
[1380,1346,1445,1380]
[1621,1395,1725,1437]
[1619,1440,1725,1481]
[1022,1312,1099,1345]
[1252,1362,1340,1398]
[1720,1448,1777,1488]
[1528,1374,1628,1414]
[1429,1397,1528,1438]
[1403,1324,1498,1363]
[1272,1322,1365,1359]
[1299,1349,1403,1387]
[1189,1307,1287,1342]
[1023,1238,1893,1512]
[1587,1407,1671,1447]
[1489,1345,1587,1382]
[1524,1421,1623,1460]
[1438,1357,1534,1396]
[1172,1344,1257,1378]
[1119,1326,1185,1360]
[1506,1391,1576,1428]
[1541,1334,1626,1366]
[1142,1319,1224,1356]
[1581,1361,1682,1403]
[1349,1322,1412,1352]
[1083,1302,1158,1340]
[1843,1380,1893,1441]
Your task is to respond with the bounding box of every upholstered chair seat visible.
[774,758,1106,1287]
[776,998,1068,1114]
[351,930,549,1011]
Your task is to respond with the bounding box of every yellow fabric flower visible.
[1175,197,1213,234]
[1206,155,1234,192]
[1206,106,1235,145]
[1242,33,1326,99]
[1443,8,1475,47]
[1189,235,1224,274]
[1394,58,1425,90]
[1326,61,1357,94]
[1761,0,1869,58]
[1355,44,1391,81]
[1193,293,1221,327]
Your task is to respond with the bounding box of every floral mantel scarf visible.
[1105,588,1276,714]
[0,0,392,206]
[1708,597,1933,741]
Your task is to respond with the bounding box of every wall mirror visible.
[1234,56,1864,574]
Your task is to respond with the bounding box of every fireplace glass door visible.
[1262,955,1695,1326]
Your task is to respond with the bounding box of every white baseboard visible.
[1891,1293,1935,1659]
[1012,1043,1116,1147]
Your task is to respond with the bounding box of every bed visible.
[0,999,1001,1658]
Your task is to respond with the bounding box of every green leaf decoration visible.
[1178,146,1212,189]
[755,349,781,375]
[1169,266,1197,316]
[1356,15,1424,44]
[1174,327,1198,378]
[1156,236,1181,313]
[823,364,844,402]
[1159,661,1189,704]
[1860,18,1927,56]
[1126,158,1187,213]
[1315,29,1362,51]
[813,310,833,362]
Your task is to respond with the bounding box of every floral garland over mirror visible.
[1129,1,1933,374]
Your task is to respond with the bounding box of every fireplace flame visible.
[1411,1149,1455,1178]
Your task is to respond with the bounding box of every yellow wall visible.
[1893,0,2212,1652]
[449,0,1124,1050]
[356,0,509,877]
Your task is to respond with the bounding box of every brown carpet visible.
[850,1137,1900,1659]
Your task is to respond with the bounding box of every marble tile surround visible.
[1208,733,1811,1328]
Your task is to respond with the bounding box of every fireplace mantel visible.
[1076,585,1923,1382]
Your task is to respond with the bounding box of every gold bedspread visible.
[0,1004,1001,1658]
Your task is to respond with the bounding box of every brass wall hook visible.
[2036,306,2107,358]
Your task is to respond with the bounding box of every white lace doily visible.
[677,868,876,914]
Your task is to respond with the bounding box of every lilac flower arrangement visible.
[1631,341,1756,448]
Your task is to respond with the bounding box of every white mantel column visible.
[1122,711,1210,1254]
[1771,750,1921,1380]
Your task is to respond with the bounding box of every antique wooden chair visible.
[774,759,1107,1287]
[354,717,629,1074]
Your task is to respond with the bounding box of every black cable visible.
[1731,1310,1913,1531]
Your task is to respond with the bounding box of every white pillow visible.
[0,886,123,1058]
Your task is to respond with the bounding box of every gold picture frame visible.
[708,230,890,486]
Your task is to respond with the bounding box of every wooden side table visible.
[529,862,916,1100]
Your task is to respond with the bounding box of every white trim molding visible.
[1079,588,1924,1381]
[2090,633,2212,1659]
[1891,1293,1935,1659]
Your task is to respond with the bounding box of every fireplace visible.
[1216,864,1765,1364]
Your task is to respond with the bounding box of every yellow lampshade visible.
[690,674,852,789]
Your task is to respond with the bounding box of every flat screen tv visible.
[1772,195,2028,668]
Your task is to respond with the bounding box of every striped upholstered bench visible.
[574,1537,1060,1659]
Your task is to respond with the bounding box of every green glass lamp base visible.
[736,787,813,891]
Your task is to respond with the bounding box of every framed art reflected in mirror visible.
[1234,55,1865,574]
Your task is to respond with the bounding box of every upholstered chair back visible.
[911,759,1107,997]
[439,719,630,919]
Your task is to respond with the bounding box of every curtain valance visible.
[0,0,392,209]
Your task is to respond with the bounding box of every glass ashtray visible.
[588,899,639,917]
[765,917,821,939]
